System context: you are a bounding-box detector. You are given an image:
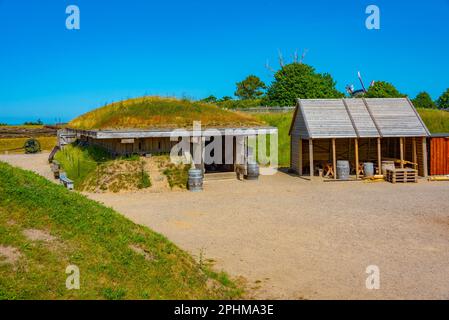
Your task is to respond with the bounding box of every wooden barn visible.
[289,98,431,179]
[429,133,449,175]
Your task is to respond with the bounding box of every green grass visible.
[152,155,190,189]
[54,144,152,192]
[0,161,242,299]
[69,96,263,130]
[417,108,449,133]
[252,112,293,167]
[163,163,190,189]
[54,145,109,190]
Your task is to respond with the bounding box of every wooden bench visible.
[59,173,74,190]
[51,160,61,179]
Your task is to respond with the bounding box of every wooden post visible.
[377,138,382,174]
[309,139,314,179]
[201,136,206,174]
[298,138,303,176]
[332,138,337,180]
[422,137,428,177]
[400,137,404,169]
[412,138,417,170]
[355,138,359,179]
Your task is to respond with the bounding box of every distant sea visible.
[0,116,70,125]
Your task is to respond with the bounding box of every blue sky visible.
[0,0,448,124]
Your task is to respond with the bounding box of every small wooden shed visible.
[289,98,431,179]
[429,133,449,175]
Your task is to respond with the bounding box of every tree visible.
[263,63,344,106]
[364,81,405,98]
[234,75,266,100]
[219,96,233,102]
[437,88,449,109]
[200,95,218,104]
[412,92,436,109]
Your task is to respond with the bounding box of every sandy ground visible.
[2,153,449,299]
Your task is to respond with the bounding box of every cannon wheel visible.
[24,138,41,154]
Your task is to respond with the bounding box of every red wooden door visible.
[430,138,449,175]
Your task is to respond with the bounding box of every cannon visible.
[24,138,41,154]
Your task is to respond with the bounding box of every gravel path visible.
[2,153,449,299]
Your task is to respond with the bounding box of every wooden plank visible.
[377,138,382,174]
[422,137,428,177]
[299,138,303,176]
[309,139,314,179]
[400,137,404,168]
[355,138,359,179]
[412,138,417,170]
[332,138,336,180]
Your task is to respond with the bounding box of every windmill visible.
[346,71,375,97]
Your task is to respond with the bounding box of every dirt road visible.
[2,153,449,299]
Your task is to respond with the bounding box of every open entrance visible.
[204,136,235,173]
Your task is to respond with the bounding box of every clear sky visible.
[1,0,448,124]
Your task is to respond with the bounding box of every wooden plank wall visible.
[290,135,300,172]
[430,137,449,175]
[89,137,178,156]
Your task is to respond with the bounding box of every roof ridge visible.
[342,98,360,138]
[361,98,383,138]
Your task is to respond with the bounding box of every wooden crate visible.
[386,168,418,183]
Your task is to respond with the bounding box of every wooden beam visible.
[309,139,314,179]
[422,137,428,177]
[412,138,417,170]
[201,136,206,174]
[332,138,337,179]
[377,138,382,174]
[298,138,303,175]
[400,137,404,169]
[355,138,359,179]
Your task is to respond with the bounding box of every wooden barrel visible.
[381,161,395,175]
[245,163,259,180]
[187,168,203,192]
[363,162,374,177]
[336,160,350,180]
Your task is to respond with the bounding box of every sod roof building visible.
[61,97,277,174]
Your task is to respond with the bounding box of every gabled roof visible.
[289,98,430,139]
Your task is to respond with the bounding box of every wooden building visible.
[289,98,431,179]
[63,126,277,174]
[429,133,449,175]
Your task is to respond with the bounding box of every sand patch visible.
[0,245,22,267]
[22,228,57,242]
[129,244,155,261]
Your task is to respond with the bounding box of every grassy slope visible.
[0,161,241,299]
[252,108,449,167]
[417,108,449,133]
[0,137,56,153]
[252,112,293,167]
[54,145,152,192]
[69,96,263,130]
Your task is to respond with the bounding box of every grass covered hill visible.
[0,161,241,299]
[69,96,264,130]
